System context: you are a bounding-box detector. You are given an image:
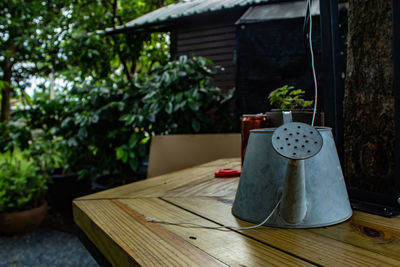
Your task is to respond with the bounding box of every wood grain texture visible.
[164,177,238,198]
[77,158,240,200]
[118,198,314,267]
[74,158,400,267]
[79,166,215,200]
[310,210,400,260]
[74,199,227,267]
[165,196,400,267]
[198,158,240,168]
[73,201,139,267]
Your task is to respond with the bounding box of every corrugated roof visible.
[100,0,274,34]
[236,0,319,24]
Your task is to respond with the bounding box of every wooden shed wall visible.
[175,21,237,93]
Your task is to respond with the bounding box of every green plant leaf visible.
[165,102,173,114]
[192,120,201,132]
[289,89,303,96]
[268,85,312,109]
[128,133,140,148]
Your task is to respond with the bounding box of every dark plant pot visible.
[47,173,91,218]
[266,110,325,127]
[92,172,146,192]
[0,203,47,236]
[92,161,148,192]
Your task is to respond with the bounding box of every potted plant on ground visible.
[20,95,94,219]
[28,135,92,219]
[0,149,48,236]
[266,85,324,126]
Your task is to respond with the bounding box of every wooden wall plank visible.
[177,46,235,56]
[200,54,233,62]
[214,61,235,68]
[178,33,236,46]
[211,81,236,89]
[178,21,235,34]
[213,72,236,80]
[178,40,236,53]
[175,21,237,93]
[178,26,236,40]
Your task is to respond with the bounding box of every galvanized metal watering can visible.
[232,113,352,228]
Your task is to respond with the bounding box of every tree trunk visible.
[1,60,12,123]
[344,0,395,193]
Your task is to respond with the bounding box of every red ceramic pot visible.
[0,203,47,236]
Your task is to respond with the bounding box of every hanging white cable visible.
[146,198,281,230]
[307,0,319,126]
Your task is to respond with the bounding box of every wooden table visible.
[74,158,400,266]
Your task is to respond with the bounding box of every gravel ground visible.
[0,227,99,267]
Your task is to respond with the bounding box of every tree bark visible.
[344,0,395,193]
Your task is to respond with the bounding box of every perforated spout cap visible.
[272,122,323,160]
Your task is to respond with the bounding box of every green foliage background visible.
[0,1,234,189]
[0,0,177,120]
[18,55,232,180]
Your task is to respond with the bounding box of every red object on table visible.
[214,168,241,178]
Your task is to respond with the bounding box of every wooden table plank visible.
[118,198,315,267]
[350,210,400,233]
[73,158,400,267]
[164,177,239,198]
[78,167,214,200]
[309,210,400,260]
[74,199,228,267]
[78,158,241,200]
[74,200,139,267]
[164,196,400,267]
[196,158,240,168]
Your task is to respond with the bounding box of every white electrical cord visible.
[146,199,281,230]
[307,0,319,126]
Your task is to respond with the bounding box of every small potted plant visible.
[0,149,48,235]
[266,85,324,126]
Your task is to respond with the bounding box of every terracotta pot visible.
[0,203,47,236]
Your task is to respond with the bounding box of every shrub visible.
[0,121,31,152]
[126,55,233,134]
[18,56,233,180]
[0,149,47,212]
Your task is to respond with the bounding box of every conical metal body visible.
[232,127,352,228]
